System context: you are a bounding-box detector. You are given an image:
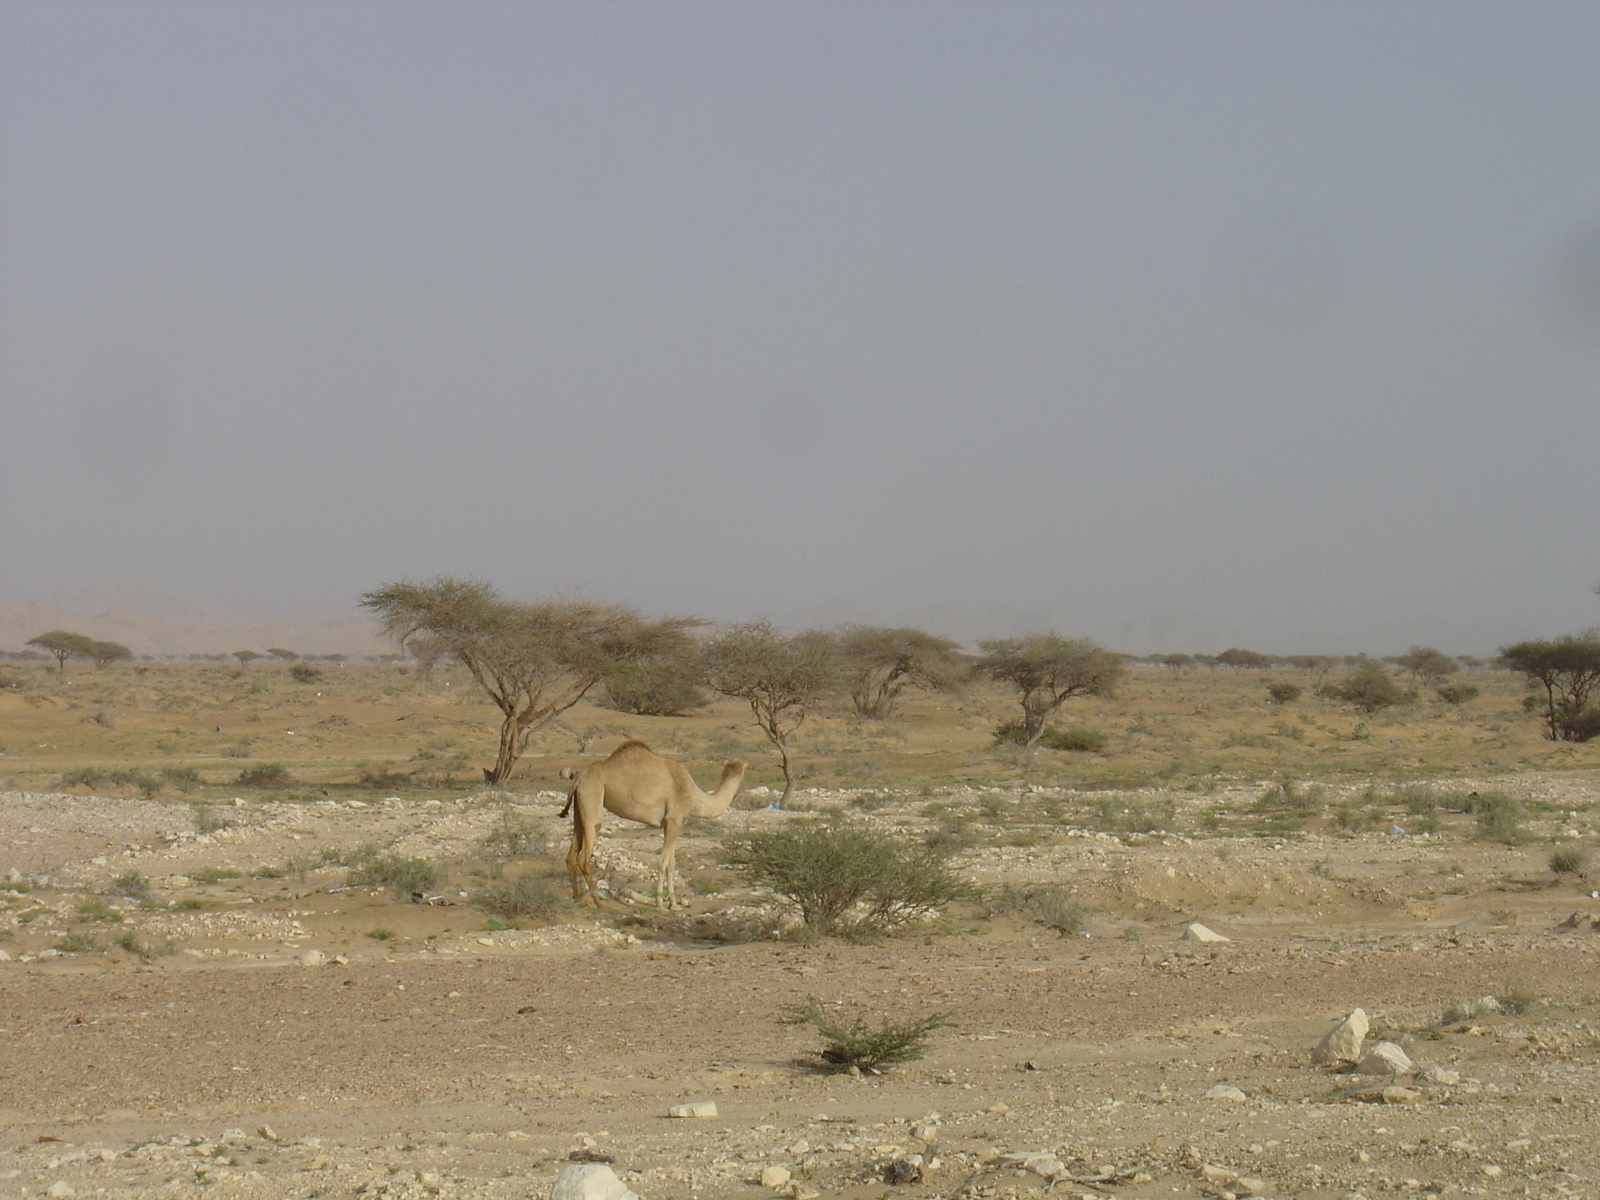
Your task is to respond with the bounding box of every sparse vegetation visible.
[346,854,444,898]
[1549,845,1590,876]
[236,763,293,787]
[476,870,565,919]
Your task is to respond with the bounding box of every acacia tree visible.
[835,625,964,719]
[1395,645,1459,683]
[701,621,840,806]
[89,640,132,668]
[1501,634,1600,742]
[1216,648,1275,671]
[26,630,97,675]
[233,650,262,667]
[976,633,1123,748]
[1326,660,1414,712]
[361,577,698,783]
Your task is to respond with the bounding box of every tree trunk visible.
[486,712,522,784]
[776,737,794,807]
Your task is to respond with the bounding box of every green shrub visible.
[1549,846,1589,876]
[994,720,1107,752]
[1040,727,1107,753]
[289,663,322,683]
[479,805,545,858]
[1026,885,1089,935]
[1255,778,1324,816]
[112,871,150,900]
[1434,682,1480,705]
[779,994,955,1072]
[1495,980,1542,1016]
[1474,793,1527,844]
[477,870,565,920]
[190,802,229,834]
[236,763,293,787]
[75,899,121,923]
[160,765,202,790]
[723,819,976,936]
[1326,662,1414,712]
[347,854,443,898]
[1266,682,1302,704]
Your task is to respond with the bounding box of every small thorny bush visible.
[779,994,955,1072]
[722,818,976,936]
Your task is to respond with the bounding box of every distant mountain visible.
[0,602,387,659]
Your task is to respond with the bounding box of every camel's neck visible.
[691,764,746,818]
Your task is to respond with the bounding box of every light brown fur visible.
[561,740,746,908]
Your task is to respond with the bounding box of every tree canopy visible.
[26,630,97,674]
[1395,645,1459,682]
[88,640,132,668]
[975,633,1122,748]
[702,621,840,805]
[360,577,697,782]
[1500,634,1600,742]
[835,625,964,719]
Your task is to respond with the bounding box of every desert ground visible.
[2,659,1599,1200]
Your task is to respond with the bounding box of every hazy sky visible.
[3,1,1598,654]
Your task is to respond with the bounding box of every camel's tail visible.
[558,767,577,818]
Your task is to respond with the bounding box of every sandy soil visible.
[4,776,1600,1200]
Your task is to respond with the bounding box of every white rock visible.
[1182,923,1230,943]
[1203,1085,1248,1101]
[1417,1066,1460,1086]
[295,950,325,968]
[4,867,21,883]
[1312,1008,1368,1064]
[0,949,10,962]
[46,1184,76,1198]
[1356,1041,1415,1076]
[550,1163,638,1200]
[1022,1154,1066,1178]
[760,1166,792,1189]
[667,1101,717,1118]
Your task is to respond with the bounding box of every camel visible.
[560,740,746,908]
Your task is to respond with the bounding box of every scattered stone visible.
[1235,1178,1268,1195]
[0,949,10,962]
[1312,1008,1369,1065]
[760,1166,791,1190]
[1201,1164,1238,1183]
[257,1125,278,1141]
[296,950,325,967]
[1556,912,1589,930]
[1417,1066,1460,1086]
[1182,923,1230,943]
[1482,1165,1503,1178]
[882,1156,923,1184]
[4,867,21,883]
[667,1101,717,1118]
[1203,1085,1248,1101]
[550,1163,638,1200]
[1356,1042,1415,1076]
[1381,1086,1420,1104]
[46,1184,76,1199]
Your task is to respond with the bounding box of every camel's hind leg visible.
[566,787,602,905]
[657,816,684,909]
